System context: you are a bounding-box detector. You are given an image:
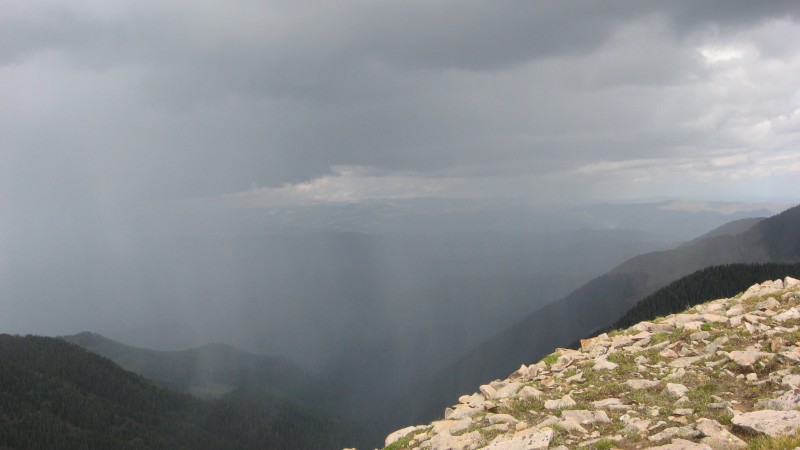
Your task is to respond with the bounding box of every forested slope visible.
[0,335,353,450]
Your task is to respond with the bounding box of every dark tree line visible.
[609,262,800,333]
[0,335,354,450]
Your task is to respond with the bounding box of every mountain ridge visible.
[0,334,354,449]
[60,331,343,415]
[405,204,800,431]
[381,276,800,449]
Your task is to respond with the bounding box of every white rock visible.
[782,374,800,387]
[755,297,781,311]
[558,417,587,434]
[487,413,519,425]
[648,426,700,442]
[484,426,553,450]
[772,308,800,322]
[695,418,746,449]
[726,350,774,367]
[702,313,728,323]
[689,331,710,341]
[591,398,623,409]
[785,276,800,288]
[518,386,544,400]
[669,356,701,368]
[732,410,800,436]
[682,321,704,330]
[660,348,680,358]
[445,405,481,420]
[560,410,610,425]
[664,383,689,398]
[480,384,497,399]
[580,334,610,352]
[741,283,764,301]
[627,379,660,390]
[534,415,560,430]
[493,381,523,399]
[544,394,576,410]
[644,438,712,449]
[385,425,426,446]
[757,389,800,411]
[780,348,800,362]
[465,393,486,408]
[431,418,472,435]
[593,358,618,371]
[624,418,652,435]
[611,335,634,348]
[429,430,480,450]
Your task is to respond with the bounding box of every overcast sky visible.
[3,1,800,229]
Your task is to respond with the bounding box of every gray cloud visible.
[2,0,800,218]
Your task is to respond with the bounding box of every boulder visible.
[627,379,660,390]
[695,418,746,449]
[664,383,689,398]
[560,410,610,425]
[644,438,712,450]
[385,425,426,446]
[725,350,774,367]
[594,357,618,371]
[544,394,576,410]
[484,427,553,450]
[732,410,800,436]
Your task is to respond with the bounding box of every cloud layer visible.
[3,1,800,218]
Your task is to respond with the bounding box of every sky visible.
[2,0,800,234]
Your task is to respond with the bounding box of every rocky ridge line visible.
[377,276,800,450]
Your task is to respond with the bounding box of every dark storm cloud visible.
[2,0,800,210]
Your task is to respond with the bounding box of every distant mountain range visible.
[3,202,797,449]
[60,332,342,414]
[0,334,356,449]
[407,203,800,426]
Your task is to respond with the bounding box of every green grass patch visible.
[590,438,617,450]
[748,430,800,449]
[541,352,560,366]
[383,436,412,450]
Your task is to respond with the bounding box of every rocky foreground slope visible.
[378,277,800,449]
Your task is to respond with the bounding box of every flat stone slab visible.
[484,427,553,450]
[544,394,576,410]
[669,356,701,368]
[493,381,523,399]
[385,425,426,446]
[560,409,610,425]
[732,409,800,436]
[591,398,623,409]
[431,417,472,435]
[645,438,712,449]
[726,350,774,367]
[695,418,746,449]
[757,389,800,411]
[664,383,689,398]
[594,358,618,370]
[627,379,660,390]
[517,386,544,400]
[487,413,519,425]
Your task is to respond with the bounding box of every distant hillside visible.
[61,332,339,413]
[0,334,354,450]
[609,262,800,331]
[679,216,764,247]
[381,277,800,449]
[408,204,800,427]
